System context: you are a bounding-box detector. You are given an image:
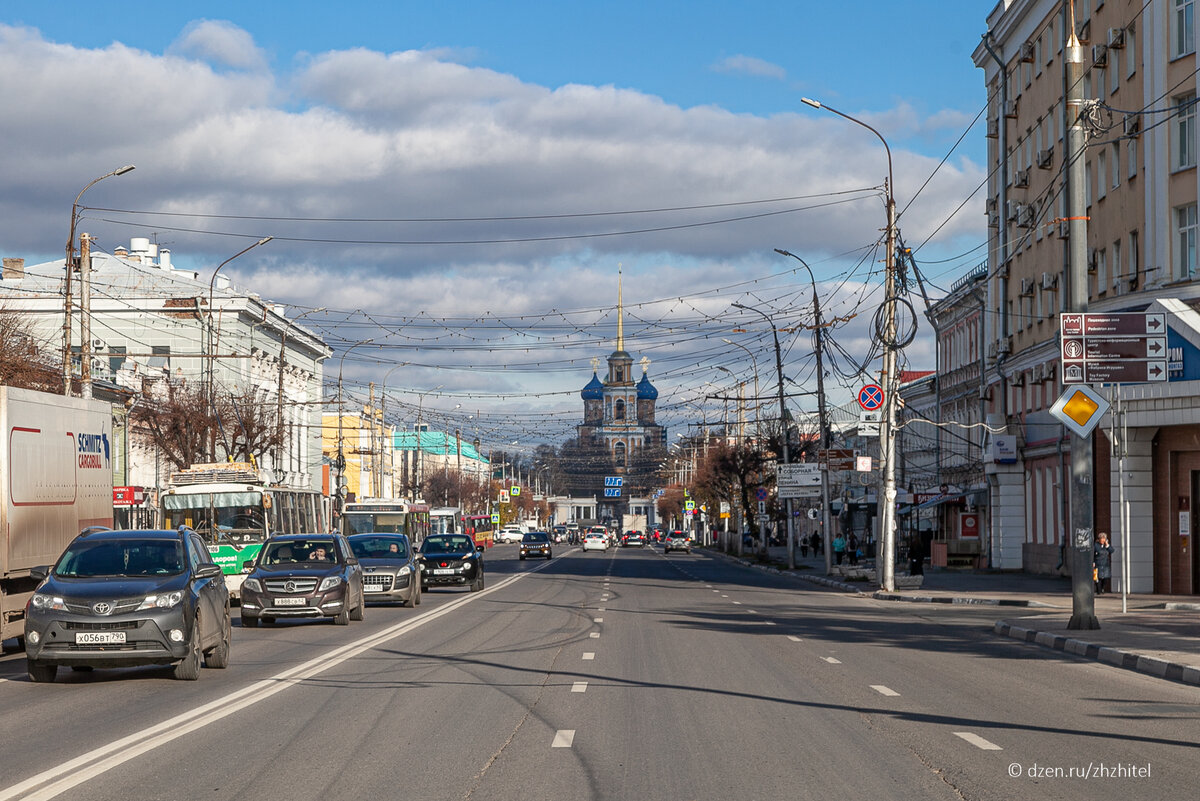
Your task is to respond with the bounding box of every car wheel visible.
[71,665,94,672]
[241,614,259,628]
[172,627,202,681]
[519,555,526,561]
[333,605,350,625]
[262,617,276,627]
[547,552,553,560]
[414,583,422,606]
[206,610,232,669]
[350,591,365,621]
[27,660,57,683]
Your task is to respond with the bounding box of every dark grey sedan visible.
[240,534,365,626]
[347,533,421,607]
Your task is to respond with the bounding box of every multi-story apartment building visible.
[975,0,1200,593]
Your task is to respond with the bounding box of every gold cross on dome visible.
[591,356,600,372]
[640,356,651,373]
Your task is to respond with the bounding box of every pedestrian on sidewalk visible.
[1094,531,1114,594]
[847,532,860,566]
[833,533,846,565]
[811,531,823,556]
[799,533,809,558]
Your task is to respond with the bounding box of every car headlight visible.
[137,591,184,610]
[30,594,66,611]
[242,577,263,593]
[398,565,411,576]
[419,563,427,571]
[318,575,343,592]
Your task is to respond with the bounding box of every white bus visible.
[430,507,463,535]
[342,499,431,545]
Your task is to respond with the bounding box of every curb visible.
[993,621,1200,687]
[705,549,865,594]
[873,591,1054,607]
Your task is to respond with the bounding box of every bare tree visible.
[0,305,59,392]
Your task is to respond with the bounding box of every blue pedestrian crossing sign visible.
[510,485,521,497]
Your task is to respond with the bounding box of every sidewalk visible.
[718,544,1200,687]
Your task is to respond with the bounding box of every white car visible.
[498,527,525,544]
[583,532,608,552]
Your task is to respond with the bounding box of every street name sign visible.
[1060,312,1168,384]
[778,463,821,499]
[818,449,858,471]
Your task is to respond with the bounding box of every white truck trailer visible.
[0,387,113,645]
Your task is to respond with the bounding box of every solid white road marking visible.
[571,682,588,693]
[593,617,603,623]
[582,652,595,660]
[822,657,842,664]
[787,636,802,642]
[0,572,531,801]
[589,632,600,638]
[764,622,777,626]
[954,732,1003,750]
[746,609,757,614]
[731,601,742,605]
[552,730,576,748]
[871,685,900,697]
[720,594,728,598]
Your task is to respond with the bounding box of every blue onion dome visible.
[637,372,658,400]
[581,372,604,400]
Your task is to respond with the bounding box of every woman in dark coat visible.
[1093,532,1114,594]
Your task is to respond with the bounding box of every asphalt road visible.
[0,543,1194,800]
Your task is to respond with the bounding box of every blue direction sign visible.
[603,487,621,497]
[858,384,884,411]
[604,476,624,488]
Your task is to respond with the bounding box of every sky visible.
[0,1,993,452]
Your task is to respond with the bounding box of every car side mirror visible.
[194,564,223,579]
[476,545,484,553]
[30,565,49,582]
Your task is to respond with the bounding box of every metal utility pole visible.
[801,96,898,591]
[1065,9,1099,630]
[64,165,135,395]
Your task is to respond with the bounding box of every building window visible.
[108,345,126,375]
[1175,0,1195,58]
[614,398,626,420]
[1111,142,1120,189]
[1112,239,1123,294]
[614,441,627,466]
[1176,204,1198,279]
[1096,248,1107,295]
[1085,160,1092,207]
[1129,230,1140,289]
[148,345,170,372]
[1097,149,1107,199]
[1175,92,1196,170]
[1128,135,1138,178]
[1109,49,1119,94]
[1127,25,1136,77]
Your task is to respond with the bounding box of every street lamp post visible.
[377,362,411,498]
[63,165,136,396]
[335,339,379,525]
[206,236,274,441]
[276,306,325,482]
[413,384,445,500]
[774,249,834,574]
[731,302,791,561]
[801,96,898,591]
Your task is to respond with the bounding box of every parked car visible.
[497,527,525,544]
[621,531,646,547]
[583,532,609,552]
[419,534,485,591]
[240,534,365,627]
[520,531,553,560]
[24,526,231,682]
[347,533,421,607]
[663,530,691,554]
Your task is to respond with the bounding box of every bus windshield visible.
[343,512,409,535]
[162,491,267,545]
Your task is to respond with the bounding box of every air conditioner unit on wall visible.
[998,336,1013,355]
[1037,148,1053,169]
[1057,219,1071,239]
[1087,248,1098,273]
[1107,27,1126,48]
[1011,371,1026,386]
[1124,114,1141,137]
[1020,277,1035,296]
[1005,98,1019,119]
[1014,168,1030,188]
[986,117,1000,138]
[1040,272,1058,290]
[1017,205,1035,228]
[1007,200,1022,222]
[1092,44,1108,66]
[1020,41,1036,62]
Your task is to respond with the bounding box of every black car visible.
[520,531,553,560]
[240,534,365,626]
[419,534,485,591]
[347,533,421,607]
[24,526,231,682]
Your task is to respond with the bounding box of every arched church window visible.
[615,398,626,420]
[614,441,627,466]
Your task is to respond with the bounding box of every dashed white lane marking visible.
[871,685,900,697]
[582,652,595,661]
[746,609,758,614]
[731,601,742,605]
[712,590,720,593]
[594,617,603,623]
[720,594,729,598]
[705,584,713,588]
[552,730,576,748]
[764,622,777,626]
[787,636,802,642]
[821,657,842,664]
[954,732,1003,751]
[597,607,606,612]
[589,632,600,638]
[571,682,588,693]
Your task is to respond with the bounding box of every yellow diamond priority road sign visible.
[1049,384,1111,438]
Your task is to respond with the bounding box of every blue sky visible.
[0,2,994,445]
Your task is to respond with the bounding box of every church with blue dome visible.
[575,276,666,507]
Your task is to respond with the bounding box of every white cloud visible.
[710,54,787,80]
[169,19,269,72]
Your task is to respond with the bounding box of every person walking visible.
[812,531,823,556]
[1094,531,1114,594]
[832,533,847,565]
[847,532,860,566]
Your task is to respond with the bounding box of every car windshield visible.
[55,539,185,577]
[523,533,549,543]
[261,540,337,564]
[422,536,475,554]
[349,536,408,559]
